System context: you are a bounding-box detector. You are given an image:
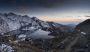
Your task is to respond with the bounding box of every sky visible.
[0,0,90,24]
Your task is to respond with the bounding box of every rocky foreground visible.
[0,30,89,52]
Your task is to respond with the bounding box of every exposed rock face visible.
[75,19,90,34]
[0,17,9,34]
[0,13,34,31]
[0,13,50,32]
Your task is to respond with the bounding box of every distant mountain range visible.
[0,12,75,39]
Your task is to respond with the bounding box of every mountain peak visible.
[3,12,16,16]
[75,19,90,34]
[82,19,90,24]
[8,12,16,15]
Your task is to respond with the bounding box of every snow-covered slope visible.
[0,13,51,31]
[0,13,38,31]
[0,17,9,34]
[0,13,72,39]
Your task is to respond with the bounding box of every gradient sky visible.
[0,0,90,24]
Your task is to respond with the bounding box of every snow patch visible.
[0,44,14,52]
[81,32,86,35]
[18,34,27,41]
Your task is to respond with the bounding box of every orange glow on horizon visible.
[38,16,90,23]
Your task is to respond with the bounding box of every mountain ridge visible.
[75,19,90,34]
